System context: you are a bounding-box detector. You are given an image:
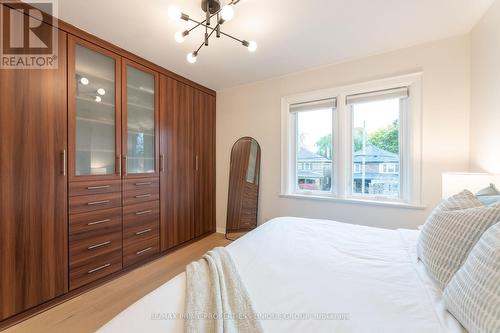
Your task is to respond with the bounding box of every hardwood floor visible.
[3,233,231,333]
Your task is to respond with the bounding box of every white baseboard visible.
[216,227,226,234]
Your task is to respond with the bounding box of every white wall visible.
[470,0,500,173]
[216,35,471,232]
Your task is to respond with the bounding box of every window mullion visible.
[399,98,409,203]
[336,95,351,197]
[332,105,338,195]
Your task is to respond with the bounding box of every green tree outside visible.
[314,119,399,157]
[315,134,332,159]
[367,119,399,154]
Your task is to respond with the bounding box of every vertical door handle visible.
[123,155,128,176]
[61,149,66,176]
[160,154,165,172]
[195,155,199,171]
[117,155,122,176]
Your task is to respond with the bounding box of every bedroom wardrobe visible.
[0,2,215,327]
[160,77,216,251]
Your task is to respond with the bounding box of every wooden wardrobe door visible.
[194,90,216,237]
[160,76,195,251]
[0,29,68,320]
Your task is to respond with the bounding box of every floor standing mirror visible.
[226,137,261,241]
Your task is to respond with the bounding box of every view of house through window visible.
[351,98,400,197]
[295,108,333,192]
[285,79,419,204]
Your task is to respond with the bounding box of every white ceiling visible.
[56,0,494,91]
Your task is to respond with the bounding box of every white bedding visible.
[98,217,465,333]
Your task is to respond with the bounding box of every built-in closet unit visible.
[159,77,216,251]
[0,3,215,328]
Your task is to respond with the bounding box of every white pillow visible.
[444,223,500,333]
[417,191,500,289]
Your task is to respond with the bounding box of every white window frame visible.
[287,98,337,195]
[281,73,423,207]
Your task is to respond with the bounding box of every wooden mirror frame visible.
[225,137,261,240]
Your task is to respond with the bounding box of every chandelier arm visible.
[220,31,244,44]
[194,22,219,55]
[216,13,220,38]
[187,11,218,33]
[188,18,245,44]
[205,22,219,45]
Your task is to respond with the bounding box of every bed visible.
[98,217,465,333]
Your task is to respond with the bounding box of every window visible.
[290,99,335,192]
[282,74,422,205]
[350,93,403,198]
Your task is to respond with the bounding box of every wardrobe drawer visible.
[123,200,159,219]
[123,188,159,206]
[69,180,121,197]
[69,250,122,290]
[123,219,159,244]
[122,178,159,191]
[70,229,122,265]
[69,192,122,215]
[123,236,159,267]
[69,207,122,237]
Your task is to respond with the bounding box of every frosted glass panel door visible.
[125,65,156,174]
[74,44,117,176]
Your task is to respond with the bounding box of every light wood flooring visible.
[4,233,231,333]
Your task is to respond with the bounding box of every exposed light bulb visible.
[220,5,234,21]
[95,96,102,102]
[175,31,185,43]
[80,77,89,85]
[187,52,197,64]
[247,41,257,52]
[97,88,106,96]
[168,6,182,20]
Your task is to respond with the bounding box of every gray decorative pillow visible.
[417,191,500,289]
[476,183,500,197]
[444,223,500,333]
[438,189,483,211]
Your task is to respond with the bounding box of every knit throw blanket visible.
[184,247,263,333]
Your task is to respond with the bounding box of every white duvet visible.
[98,217,465,333]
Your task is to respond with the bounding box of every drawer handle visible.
[135,194,151,198]
[87,263,111,274]
[87,200,110,206]
[87,218,111,226]
[135,182,152,186]
[135,210,153,215]
[135,228,153,236]
[87,185,111,190]
[87,241,111,250]
[136,247,153,255]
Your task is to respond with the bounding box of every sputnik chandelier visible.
[168,0,257,63]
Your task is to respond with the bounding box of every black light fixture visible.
[168,0,257,64]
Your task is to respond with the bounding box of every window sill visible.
[279,193,426,210]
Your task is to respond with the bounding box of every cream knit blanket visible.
[184,247,263,333]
